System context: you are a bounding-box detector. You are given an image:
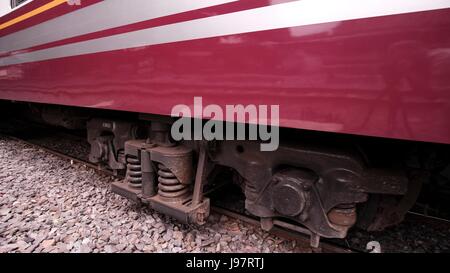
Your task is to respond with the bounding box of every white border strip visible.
[1,0,450,66]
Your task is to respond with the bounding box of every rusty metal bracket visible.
[149,145,194,185]
[111,139,210,225]
[192,142,207,206]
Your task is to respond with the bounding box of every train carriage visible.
[1,0,450,246]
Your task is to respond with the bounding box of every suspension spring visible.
[126,155,142,188]
[157,164,189,199]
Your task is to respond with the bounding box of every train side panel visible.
[0,0,449,143]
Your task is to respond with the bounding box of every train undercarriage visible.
[4,102,449,247]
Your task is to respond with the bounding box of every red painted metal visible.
[0,3,449,144]
[0,0,101,37]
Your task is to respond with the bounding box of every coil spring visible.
[157,164,188,199]
[126,155,142,188]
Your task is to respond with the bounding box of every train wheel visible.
[356,169,425,231]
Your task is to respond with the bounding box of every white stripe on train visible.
[1,0,449,66]
[0,0,238,53]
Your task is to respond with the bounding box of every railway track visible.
[1,119,449,253]
[0,130,358,253]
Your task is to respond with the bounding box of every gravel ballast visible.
[1,134,449,253]
[0,136,306,253]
